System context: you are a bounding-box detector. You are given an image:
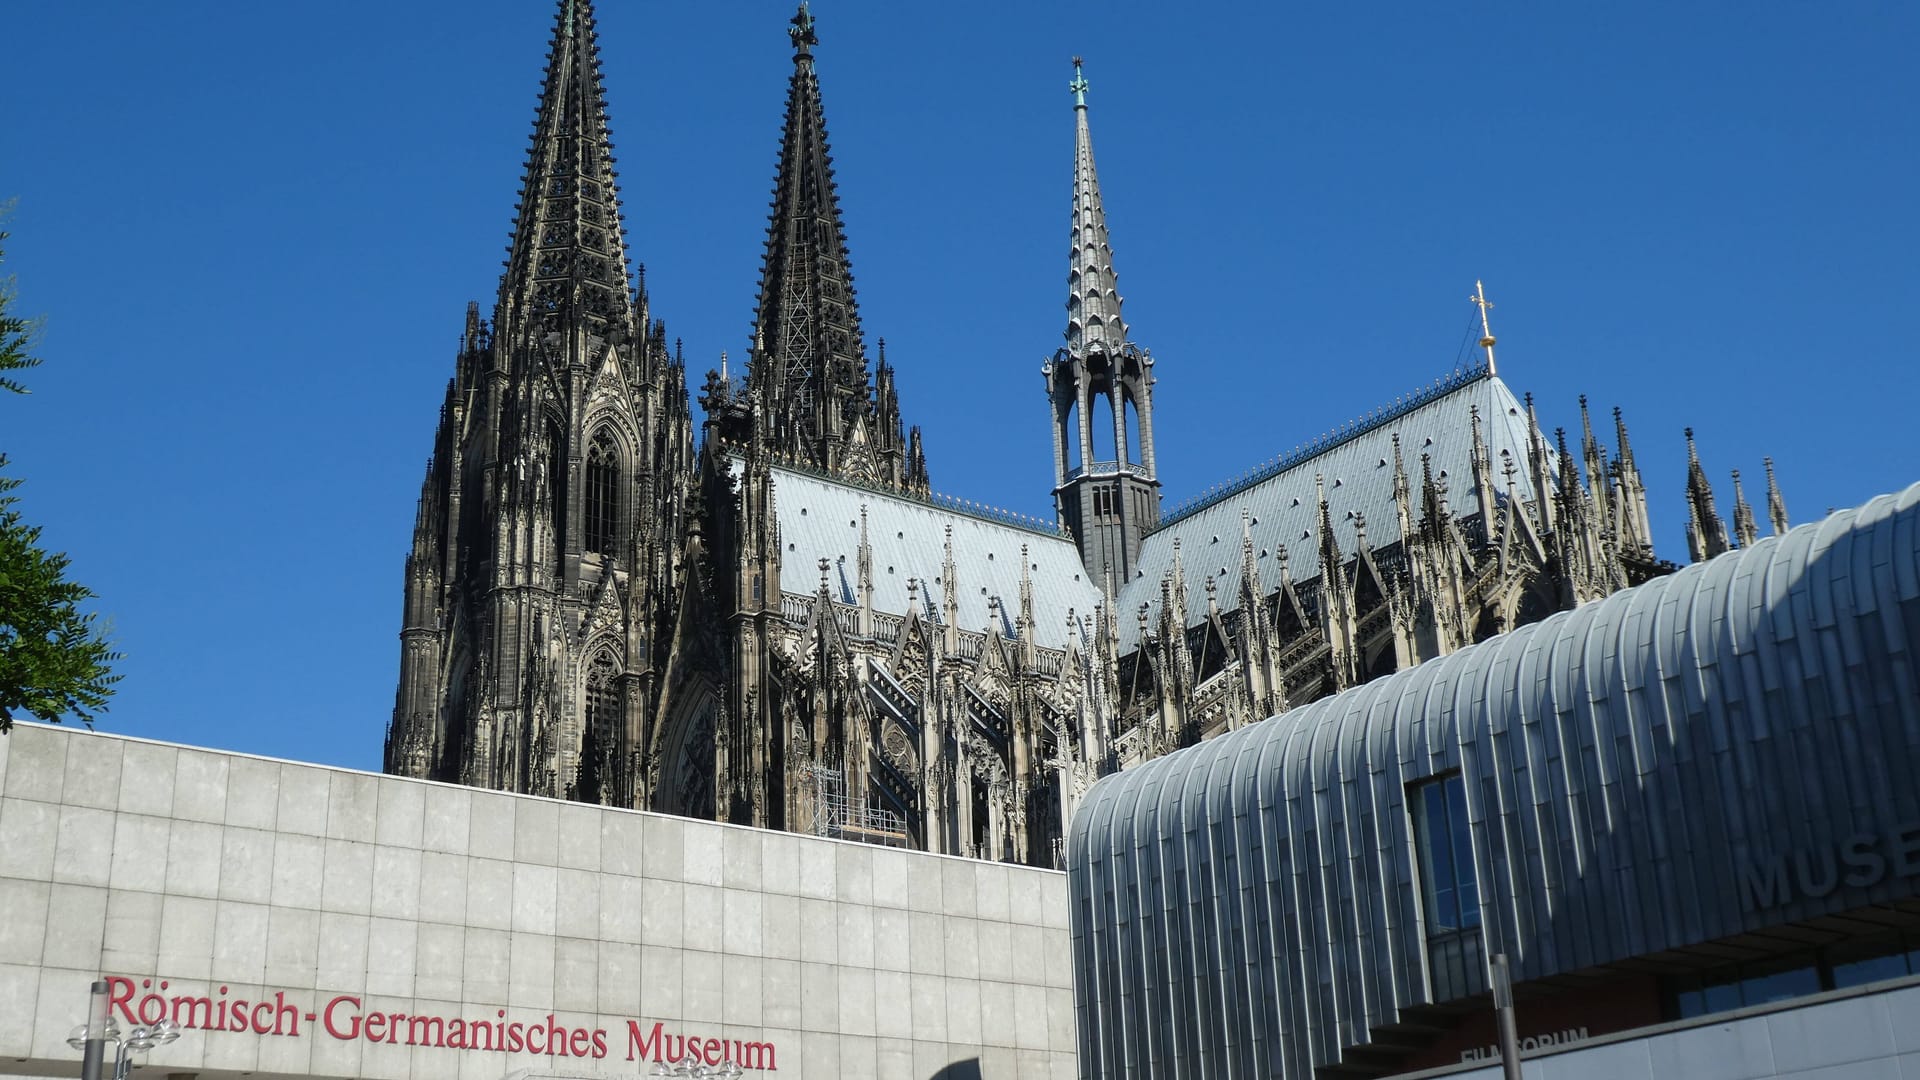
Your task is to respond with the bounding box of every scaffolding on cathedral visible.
[804,763,910,848]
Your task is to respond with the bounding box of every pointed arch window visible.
[585,431,621,556]
[576,649,623,804]
[585,650,623,747]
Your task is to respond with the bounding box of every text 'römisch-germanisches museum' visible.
[5,0,1920,1078]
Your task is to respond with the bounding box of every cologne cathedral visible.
[385,0,1791,866]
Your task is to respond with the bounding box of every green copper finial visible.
[563,0,576,38]
[789,2,818,55]
[1070,56,1089,108]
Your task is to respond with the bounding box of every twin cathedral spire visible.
[705,3,929,493]
[387,0,691,800]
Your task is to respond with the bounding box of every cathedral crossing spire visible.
[1046,57,1161,589]
[1068,57,1128,355]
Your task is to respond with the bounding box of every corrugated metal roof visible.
[1117,373,1551,636]
[1068,480,1920,1077]
[763,464,1105,650]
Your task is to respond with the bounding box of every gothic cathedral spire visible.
[499,0,637,346]
[388,0,695,813]
[1046,58,1161,589]
[742,4,923,491]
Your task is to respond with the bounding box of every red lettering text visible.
[322,996,361,1040]
[627,1021,664,1062]
[107,977,137,1025]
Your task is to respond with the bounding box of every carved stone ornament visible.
[881,722,919,775]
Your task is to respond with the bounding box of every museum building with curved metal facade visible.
[1067,482,1920,1079]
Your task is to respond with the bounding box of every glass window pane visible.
[1831,952,1907,989]
[1702,979,1742,1014]
[1739,957,1819,1007]
[1828,935,1910,989]
[1414,776,1481,935]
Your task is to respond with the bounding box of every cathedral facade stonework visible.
[386,1,1789,867]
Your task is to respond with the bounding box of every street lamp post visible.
[648,1051,743,1079]
[67,1017,182,1080]
[76,980,110,1080]
[1490,953,1523,1080]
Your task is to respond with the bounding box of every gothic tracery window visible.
[585,650,622,748]
[585,431,620,555]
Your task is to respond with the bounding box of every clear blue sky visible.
[4,2,1914,770]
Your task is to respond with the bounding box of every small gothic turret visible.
[1612,406,1654,557]
[1731,469,1759,549]
[1046,58,1161,588]
[1765,457,1791,536]
[1684,428,1731,562]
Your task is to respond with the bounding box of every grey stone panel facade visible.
[1066,482,1920,1079]
[0,725,1078,1079]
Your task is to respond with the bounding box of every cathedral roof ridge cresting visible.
[1156,358,1494,530]
[759,455,1069,540]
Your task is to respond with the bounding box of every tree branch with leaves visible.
[1,209,121,730]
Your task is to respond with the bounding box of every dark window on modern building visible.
[1412,772,1484,1000]
[1414,772,1479,931]
[585,432,620,555]
[1666,930,1920,1020]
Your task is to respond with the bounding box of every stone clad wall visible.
[0,725,1077,1079]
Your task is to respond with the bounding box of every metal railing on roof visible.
[1154,360,1492,530]
[1065,460,1151,482]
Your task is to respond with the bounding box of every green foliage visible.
[0,210,39,396]
[0,215,121,731]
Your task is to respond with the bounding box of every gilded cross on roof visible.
[1470,279,1499,376]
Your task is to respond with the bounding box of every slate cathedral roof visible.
[762,463,1104,651]
[1118,366,1551,628]
[755,364,1554,656]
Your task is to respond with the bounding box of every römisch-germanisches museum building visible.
[0,727,1078,1079]
[1069,482,1920,1079]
